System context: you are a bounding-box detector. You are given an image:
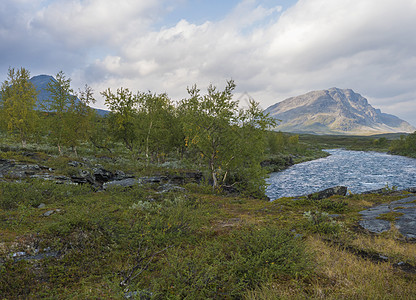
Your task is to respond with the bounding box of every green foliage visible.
[179,80,275,196]
[303,210,343,235]
[150,226,311,298]
[389,131,416,157]
[102,87,139,151]
[0,67,38,147]
[316,198,348,213]
[135,91,183,162]
[0,179,91,210]
[41,71,95,156]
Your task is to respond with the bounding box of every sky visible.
[1,0,416,126]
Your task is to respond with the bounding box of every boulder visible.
[308,186,348,200]
[93,167,114,183]
[405,187,416,193]
[71,170,95,184]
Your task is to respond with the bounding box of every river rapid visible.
[265,149,416,200]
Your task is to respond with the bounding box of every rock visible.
[68,161,83,167]
[307,186,348,200]
[359,196,416,238]
[103,178,140,189]
[359,219,391,233]
[37,203,46,209]
[12,251,27,258]
[157,183,186,193]
[71,170,95,184]
[43,210,55,217]
[113,170,128,180]
[141,176,168,184]
[167,171,203,184]
[42,209,60,217]
[405,187,416,193]
[93,167,114,183]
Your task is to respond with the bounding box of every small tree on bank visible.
[180,80,275,195]
[0,67,38,147]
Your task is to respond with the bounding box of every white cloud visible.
[1,0,416,126]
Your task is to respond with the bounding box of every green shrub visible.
[316,198,348,213]
[303,210,343,235]
[149,226,312,298]
[0,180,91,210]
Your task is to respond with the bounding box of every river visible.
[265,149,416,200]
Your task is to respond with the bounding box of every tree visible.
[180,80,275,195]
[0,67,38,147]
[136,92,181,163]
[102,87,139,151]
[42,71,74,155]
[63,84,96,156]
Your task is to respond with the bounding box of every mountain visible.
[264,88,415,135]
[29,75,109,116]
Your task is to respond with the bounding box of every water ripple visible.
[265,149,416,200]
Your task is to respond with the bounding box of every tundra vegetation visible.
[1,68,416,299]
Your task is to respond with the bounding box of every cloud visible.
[1,0,416,126]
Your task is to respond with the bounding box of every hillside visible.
[29,75,108,116]
[265,88,415,135]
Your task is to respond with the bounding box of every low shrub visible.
[148,226,312,298]
[303,210,344,235]
[0,179,91,210]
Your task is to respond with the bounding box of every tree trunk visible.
[146,120,153,165]
[210,159,217,189]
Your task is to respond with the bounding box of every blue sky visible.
[1,0,416,127]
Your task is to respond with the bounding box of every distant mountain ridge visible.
[29,75,108,116]
[264,88,415,135]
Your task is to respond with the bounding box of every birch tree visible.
[0,67,38,147]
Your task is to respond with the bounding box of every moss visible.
[377,211,405,222]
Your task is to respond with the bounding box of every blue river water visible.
[265,149,416,200]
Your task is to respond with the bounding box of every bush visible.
[149,226,312,298]
[0,180,91,210]
[316,198,348,213]
[303,210,343,235]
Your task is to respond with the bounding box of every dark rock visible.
[68,161,83,167]
[307,186,348,200]
[405,187,416,193]
[113,170,128,180]
[103,178,140,189]
[141,176,168,184]
[167,171,203,184]
[71,170,94,184]
[93,167,114,183]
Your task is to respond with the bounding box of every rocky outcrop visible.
[307,186,348,200]
[359,196,416,239]
[265,88,415,135]
[0,158,202,192]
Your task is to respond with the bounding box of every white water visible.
[266,149,416,200]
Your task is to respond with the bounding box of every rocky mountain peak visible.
[265,88,415,135]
